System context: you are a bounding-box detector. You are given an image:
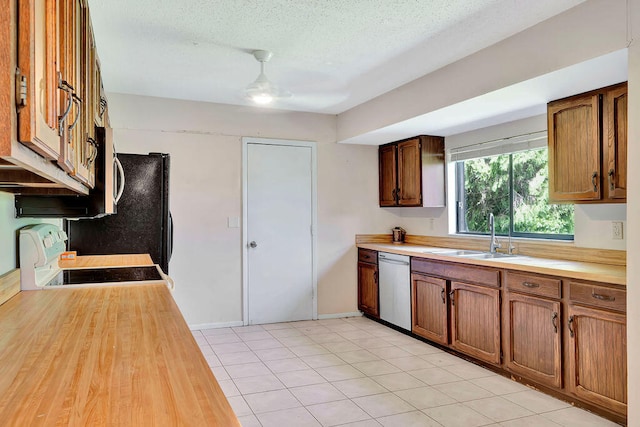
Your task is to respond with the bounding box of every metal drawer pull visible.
[591,171,598,192]
[373,271,378,284]
[449,290,455,306]
[522,282,539,288]
[552,312,558,334]
[591,292,615,302]
[568,315,575,338]
[440,288,445,304]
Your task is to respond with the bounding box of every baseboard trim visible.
[189,320,244,331]
[318,311,363,320]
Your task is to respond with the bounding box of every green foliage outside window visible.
[458,148,574,238]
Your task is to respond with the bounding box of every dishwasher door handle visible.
[378,257,410,266]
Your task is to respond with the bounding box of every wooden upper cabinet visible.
[547,82,627,203]
[504,292,562,388]
[603,84,627,200]
[547,93,600,201]
[397,139,421,206]
[17,0,62,161]
[378,135,445,207]
[567,304,627,415]
[379,144,397,206]
[412,274,448,345]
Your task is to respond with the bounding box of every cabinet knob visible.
[249,241,257,248]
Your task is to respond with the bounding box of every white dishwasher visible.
[378,252,411,331]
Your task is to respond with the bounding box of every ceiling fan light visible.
[245,75,278,104]
[251,93,274,104]
[243,50,291,106]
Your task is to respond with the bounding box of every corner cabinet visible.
[0,0,106,195]
[379,136,445,207]
[357,249,379,318]
[547,82,627,203]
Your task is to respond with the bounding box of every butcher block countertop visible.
[0,285,239,425]
[359,243,626,286]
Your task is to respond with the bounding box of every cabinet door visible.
[547,93,601,202]
[567,305,626,415]
[358,262,379,318]
[71,0,93,187]
[379,144,397,206]
[450,282,500,364]
[57,0,77,174]
[504,292,561,388]
[17,0,62,160]
[412,274,448,345]
[397,138,421,206]
[603,84,627,200]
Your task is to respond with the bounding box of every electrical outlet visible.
[612,221,623,240]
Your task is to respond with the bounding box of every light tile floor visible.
[192,317,620,427]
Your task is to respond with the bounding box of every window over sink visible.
[454,142,574,240]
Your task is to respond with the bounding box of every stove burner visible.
[48,266,163,286]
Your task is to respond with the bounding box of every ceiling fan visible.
[245,50,291,105]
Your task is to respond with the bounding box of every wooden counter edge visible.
[358,242,626,286]
[0,269,20,306]
[356,234,626,266]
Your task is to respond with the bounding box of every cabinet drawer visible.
[411,258,500,287]
[358,249,378,264]
[411,258,449,278]
[569,282,626,312]
[505,271,561,299]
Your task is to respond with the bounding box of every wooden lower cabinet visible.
[358,261,379,318]
[411,274,448,345]
[504,292,562,388]
[450,281,500,364]
[567,304,627,416]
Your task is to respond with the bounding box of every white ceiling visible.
[87,0,586,115]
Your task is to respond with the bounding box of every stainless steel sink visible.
[458,252,518,259]
[422,249,484,256]
[421,248,519,259]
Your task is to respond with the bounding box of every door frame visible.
[242,137,318,326]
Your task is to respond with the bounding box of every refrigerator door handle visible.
[168,212,174,261]
[114,156,126,204]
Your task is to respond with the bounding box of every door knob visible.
[249,241,257,248]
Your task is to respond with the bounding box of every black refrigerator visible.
[66,153,173,273]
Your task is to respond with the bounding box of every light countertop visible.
[358,243,626,286]
[0,284,240,426]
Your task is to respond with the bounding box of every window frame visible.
[455,151,574,241]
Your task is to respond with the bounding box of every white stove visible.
[19,224,172,290]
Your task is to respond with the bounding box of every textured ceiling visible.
[87,0,585,114]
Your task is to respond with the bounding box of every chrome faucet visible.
[489,213,501,254]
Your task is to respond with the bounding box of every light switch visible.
[228,216,241,228]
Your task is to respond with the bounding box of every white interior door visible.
[245,141,315,325]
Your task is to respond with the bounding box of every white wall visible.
[108,93,397,327]
[626,0,639,423]
[0,193,60,276]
